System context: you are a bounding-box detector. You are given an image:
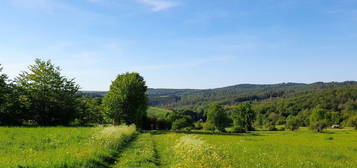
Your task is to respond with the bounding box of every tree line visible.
[148,81,357,108]
[0,59,148,127]
[1,59,357,132]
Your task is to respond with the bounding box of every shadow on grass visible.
[146,130,262,137]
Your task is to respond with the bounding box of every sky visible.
[0,0,357,91]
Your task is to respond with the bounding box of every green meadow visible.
[1,127,357,168]
[0,126,136,168]
[149,129,357,168]
[147,107,172,118]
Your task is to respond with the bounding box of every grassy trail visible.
[113,133,161,168]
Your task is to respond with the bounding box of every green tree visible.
[15,59,79,125]
[285,115,300,131]
[171,116,193,130]
[231,102,256,132]
[309,106,328,132]
[75,96,105,125]
[102,72,148,128]
[0,65,7,107]
[166,109,195,130]
[264,112,280,131]
[205,103,227,131]
[0,65,26,125]
[350,114,357,130]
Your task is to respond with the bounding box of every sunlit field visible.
[147,107,172,118]
[149,129,357,168]
[1,127,356,168]
[0,126,136,168]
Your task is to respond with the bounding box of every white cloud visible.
[138,0,178,12]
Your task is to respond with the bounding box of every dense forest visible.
[83,82,357,109]
[146,82,357,108]
[253,85,357,128]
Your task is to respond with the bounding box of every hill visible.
[253,85,357,126]
[148,81,357,108]
[80,81,357,109]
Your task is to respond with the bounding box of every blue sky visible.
[0,0,356,90]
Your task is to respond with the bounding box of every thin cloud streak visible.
[138,0,179,12]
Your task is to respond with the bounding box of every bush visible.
[194,121,204,130]
[171,117,193,130]
[350,114,357,130]
[203,122,216,131]
[264,121,277,131]
[230,126,246,133]
[310,119,328,132]
[309,106,328,132]
[285,116,300,131]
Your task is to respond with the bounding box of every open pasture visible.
[149,129,357,168]
[1,127,357,168]
[0,126,136,168]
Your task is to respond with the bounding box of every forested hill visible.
[253,85,357,127]
[81,81,357,109]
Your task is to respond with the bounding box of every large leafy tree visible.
[205,103,227,131]
[16,59,79,125]
[231,102,256,132]
[103,72,148,128]
[309,106,328,132]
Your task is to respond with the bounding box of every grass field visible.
[0,125,136,168]
[147,107,172,118]
[148,129,357,168]
[1,127,357,168]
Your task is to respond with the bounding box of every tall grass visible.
[172,135,234,168]
[0,125,136,168]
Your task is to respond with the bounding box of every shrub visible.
[171,117,193,130]
[203,121,216,131]
[230,126,246,133]
[309,106,328,132]
[350,114,357,130]
[194,121,204,129]
[285,116,300,131]
[264,120,277,131]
